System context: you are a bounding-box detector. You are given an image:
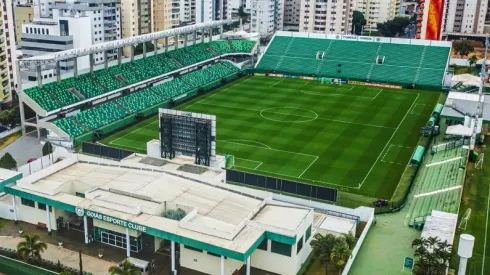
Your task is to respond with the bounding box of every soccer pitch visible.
[101,76,440,198]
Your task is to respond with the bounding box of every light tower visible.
[457,234,475,275]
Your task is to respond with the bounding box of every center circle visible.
[260,107,318,123]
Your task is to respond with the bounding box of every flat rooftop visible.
[9,153,315,258]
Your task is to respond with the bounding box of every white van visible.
[119,257,151,275]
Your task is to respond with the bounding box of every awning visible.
[446,124,473,137]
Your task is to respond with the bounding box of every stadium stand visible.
[406,144,467,227]
[52,61,240,137]
[256,35,450,89]
[23,40,256,112]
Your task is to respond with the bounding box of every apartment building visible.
[20,16,92,81]
[250,0,284,38]
[196,0,232,23]
[152,0,172,33]
[15,4,34,45]
[299,0,355,34]
[442,0,487,34]
[283,0,300,31]
[0,0,17,104]
[356,0,397,30]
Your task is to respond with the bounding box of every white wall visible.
[16,197,57,230]
[0,195,15,220]
[180,244,244,275]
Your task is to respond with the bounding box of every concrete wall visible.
[0,195,15,220]
[16,197,56,231]
[251,239,297,275]
[180,244,243,275]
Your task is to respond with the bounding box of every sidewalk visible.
[0,236,113,275]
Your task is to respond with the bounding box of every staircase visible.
[366,64,375,81]
[274,56,285,71]
[315,60,324,75]
[41,87,63,106]
[283,38,295,55]
[413,47,428,86]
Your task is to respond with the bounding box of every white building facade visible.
[441,0,487,34]
[250,0,284,38]
[0,0,17,104]
[195,0,232,23]
[299,0,355,34]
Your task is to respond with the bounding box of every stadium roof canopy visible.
[18,19,235,69]
[441,91,490,122]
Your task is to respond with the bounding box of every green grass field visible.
[450,144,490,275]
[101,76,439,198]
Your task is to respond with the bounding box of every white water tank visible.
[458,234,475,258]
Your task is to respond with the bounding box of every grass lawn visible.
[0,131,21,151]
[101,76,439,198]
[450,143,490,275]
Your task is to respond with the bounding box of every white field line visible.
[358,93,420,189]
[300,90,373,99]
[196,101,395,129]
[235,157,263,170]
[219,140,317,157]
[482,176,490,275]
[425,157,463,167]
[413,185,462,198]
[270,78,285,87]
[110,120,158,145]
[298,156,319,178]
[372,89,383,99]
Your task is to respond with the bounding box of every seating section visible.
[406,143,467,227]
[23,39,256,112]
[53,62,240,137]
[256,35,450,88]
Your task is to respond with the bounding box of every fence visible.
[0,255,57,275]
[81,142,134,161]
[226,169,338,202]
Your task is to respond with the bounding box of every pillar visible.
[184,34,187,48]
[175,35,179,49]
[193,30,197,45]
[73,57,78,78]
[89,54,94,74]
[56,61,61,82]
[130,46,135,62]
[165,37,168,53]
[11,195,18,222]
[125,228,130,257]
[209,28,213,42]
[36,114,40,139]
[246,256,250,275]
[83,216,88,246]
[118,48,122,65]
[201,30,205,43]
[171,241,176,273]
[220,24,223,35]
[16,61,26,135]
[154,39,158,56]
[220,255,225,275]
[36,65,42,87]
[104,52,108,69]
[46,205,51,235]
[143,42,147,58]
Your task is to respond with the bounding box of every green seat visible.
[24,87,61,111]
[53,117,86,137]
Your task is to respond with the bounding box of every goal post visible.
[225,155,235,169]
[458,208,471,231]
[476,153,484,169]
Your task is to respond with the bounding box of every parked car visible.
[27,158,37,164]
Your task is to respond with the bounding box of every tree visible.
[42,141,53,156]
[79,249,83,275]
[352,11,367,35]
[16,233,48,264]
[238,6,249,21]
[342,233,356,249]
[411,237,452,275]
[310,233,339,265]
[377,17,411,37]
[330,242,352,274]
[468,55,478,68]
[453,40,474,58]
[108,259,142,275]
[0,153,17,170]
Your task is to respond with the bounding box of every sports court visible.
[102,76,440,198]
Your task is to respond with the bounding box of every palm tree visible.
[310,233,338,264]
[342,233,356,249]
[108,259,142,275]
[330,242,352,274]
[412,237,452,275]
[16,233,48,263]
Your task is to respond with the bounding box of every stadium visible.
[16,19,453,206]
[10,17,490,275]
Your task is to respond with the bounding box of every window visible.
[297,237,303,254]
[184,245,203,253]
[305,225,312,241]
[207,251,226,258]
[75,192,85,198]
[37,203,53,212]
[257,239,268,251]
[271,241,292,257]
[21,198,35,207]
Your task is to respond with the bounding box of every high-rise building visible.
[20,16,92,81]
[299,0,355,34]
[283,0,300,31]
[152,0,173,33]
[15,4,35,46]
[356,0,397,31]
[250,0,284,38]
[121,0,151,55]
[196,0,231,23]
[0,0,17,104]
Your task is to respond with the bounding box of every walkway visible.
[0,236,113,275]
[0,131,45,166]
[349,178,422,274]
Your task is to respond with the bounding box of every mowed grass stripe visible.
[100,76,439,198]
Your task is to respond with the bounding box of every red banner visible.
[365,82,403,90]
[425,0,445,40]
